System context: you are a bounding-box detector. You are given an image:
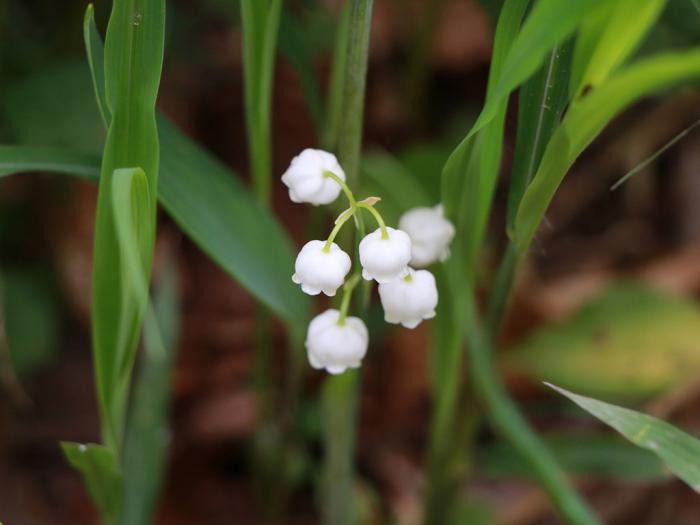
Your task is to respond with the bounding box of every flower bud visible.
[398,204,455,267]
[292,240,351,296]
[378,268,438,328]
[306,309,369,374]
[281,149,346,205]
[359,227,412,283]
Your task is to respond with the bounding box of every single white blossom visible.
[398,204,455,267]
[306,309,369,374]
[281,148,346,205]
[378,268,438,328]
[292,240,351,296]
[359,227,412,283]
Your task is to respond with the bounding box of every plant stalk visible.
[320,2,374,525]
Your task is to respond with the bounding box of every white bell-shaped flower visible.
[281,148,346,205]
[306,309,369,374]
[359,227,412,283]
[398,204,455,267]
[378,267,438,329]
[292,240,351,296]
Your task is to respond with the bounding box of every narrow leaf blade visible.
[548,383,700,493]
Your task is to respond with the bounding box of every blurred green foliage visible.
[505,283,700,400]
[1,268,60,375]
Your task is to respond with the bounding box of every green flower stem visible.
[324,207,357,251]
[464,293,601,525]
[321,2,374,525]
[357,201,388,239]
[337,275,361,326]
[324,170,356,207]
[485,241,518,342]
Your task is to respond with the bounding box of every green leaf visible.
[569,0,668,99]
[241,0,282,204]
[504,283,700,400]
[157,118,309,332]
[61,442,122,518]
[466,0,608,142]
[80,8,309,329]
[506,41,572,229]
[83,4,111,126]
[442,0,529,275]
[513,48,700,255]
[548,384,700,493]
[120,266,178,525]
[111,168,177,525]
[0,133,309,335]
[0,146,99,180]
[92,0,165,453]
[482,433,668,481]
[442,0,527,215]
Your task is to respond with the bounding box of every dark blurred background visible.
[1,1,700,523]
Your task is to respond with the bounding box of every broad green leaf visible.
[0,146,99,179]
[241,0,282,203]
[506,41,572,229]
[92,0,165,453]
[569,0,668,98]
[482,433,668,481]
[1,268,60,375]
[157,118,309,334]
[549,384,700,493]
[61,442,122,518]
[513,49,700,255]
[504,283,700,400]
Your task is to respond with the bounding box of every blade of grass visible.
[548,383,700,492]
[610,116,700,191]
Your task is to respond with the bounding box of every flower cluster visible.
[282,148,455,374]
